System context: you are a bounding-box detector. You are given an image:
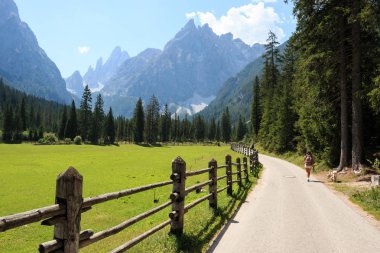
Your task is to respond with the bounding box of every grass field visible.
[0,143,256,252]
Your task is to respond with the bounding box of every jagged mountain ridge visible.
[0,0,71,103]
[82,46,130,90]
[103,19,265,116]
[65,46,130,97]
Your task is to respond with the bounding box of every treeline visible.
[0,79,65,142]
[251,1,380,170]
[0,80,247,144]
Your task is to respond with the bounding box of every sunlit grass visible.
[0,143,256,252]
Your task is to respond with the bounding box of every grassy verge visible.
[0,143,258,252]
[333,184,380,221]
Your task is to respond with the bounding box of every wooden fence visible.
[0,146,259,253]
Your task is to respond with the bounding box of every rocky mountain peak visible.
[0,0,20,24]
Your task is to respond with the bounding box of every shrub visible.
[368,158,380,174]
[74,136,82,145]
[64,138,72,144]
[37,133,58,145]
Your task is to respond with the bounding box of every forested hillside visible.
[0,78,65,141]
[250,1,380,169]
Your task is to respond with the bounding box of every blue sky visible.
[14,0,295,78]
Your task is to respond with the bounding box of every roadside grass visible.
[333,184,380,221]
[255,143,380,222]
[0,143,256,252]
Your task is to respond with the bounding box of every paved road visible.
[209,154,380,253]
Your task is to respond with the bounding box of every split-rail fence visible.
[0,145,259,253]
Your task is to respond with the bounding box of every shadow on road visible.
[173,181,252,252]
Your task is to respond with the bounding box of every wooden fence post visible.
[249,154,254,173]
[208,159,218,209]
[54,167,83,253]
[225,155,232,196]
[236,157,242,187]
[243,156,249,182]
[170,157,186,235]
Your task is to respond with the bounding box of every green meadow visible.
[0,144,255,252]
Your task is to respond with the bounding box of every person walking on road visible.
[304,151,314,182]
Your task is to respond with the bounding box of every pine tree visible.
[20,97,26,131]
[251,76,261,138]
[236,115,247,141]
[89,94,104,144]
[2,105,13,142]
[258,31,282,150]
[58,106,68,140]
[79,85,92,141]
[105,107,115,144]
[194,115,205,142]
[13,106,22,141]
[66,100,78,139]
[145,95,160,144]
[133,98,144,143]
[208,117,216,141]
[160,104,171,142]
[221,107,231,143]
[215,121,221,142]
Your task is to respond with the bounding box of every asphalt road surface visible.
[208,154,380,253]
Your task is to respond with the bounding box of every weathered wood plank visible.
[0,205,64,232]
[184,180,212,195]
[186,167,212,177]
[83,180,172,208]
[109,220,171,253]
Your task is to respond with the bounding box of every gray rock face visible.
[0,0,71,103]
[82,46,129,90]
[65,70,83,96]
[103,19,265,116]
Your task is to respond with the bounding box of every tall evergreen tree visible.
[66,100,78,139]
[215,121,221,142]
[236,115,247,141]
[79,85,92,141]
[251,76,261,138]
[105,107,115,144]
[208,117,216,141]
[58,106,68,140]
[89,94,104,144]
[2,105,13,142]
[20,97,26,131]
[194,115,206,142]
[133,98,144,143]
[145,95,160,144]
[221,107,231,143]
[160,104,171,142]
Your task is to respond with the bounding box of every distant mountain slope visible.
[199,42,287,122]
[0,0,71,103]
[65,71,83,97]
[103,19,265,116]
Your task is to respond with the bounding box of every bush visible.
[74,136,82,145]
[368,158,380,174]
[64,138,72,144]
[37,133,58,145]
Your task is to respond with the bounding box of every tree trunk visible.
[337,11,348,172]
[351,0,363,171]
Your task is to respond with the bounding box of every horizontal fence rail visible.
[0,144,259,252]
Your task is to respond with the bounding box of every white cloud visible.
[77,46,90,54]
[186,2,285,45]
